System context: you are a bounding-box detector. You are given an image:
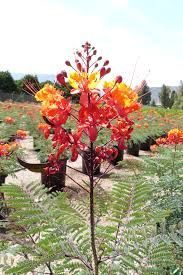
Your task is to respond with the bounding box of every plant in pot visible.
[0,141,23,221]
[24,41,141,193]
[127,139,140,156]
[38,130,68,192]
[4,43,177,275]
[0,142,22,184]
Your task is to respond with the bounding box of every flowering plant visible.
[31,41,142,272]
[34,42,141,172]
[0,141,20,176]
[156,128,183,146]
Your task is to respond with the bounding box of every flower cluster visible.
[16,130,27,139]
[35,84,71,126]
[156,128,183,146]
[38,123,51,139]
[4,116,15,124]
[95,146,118,164]
[0,142,18,157]
[35,42,141,164]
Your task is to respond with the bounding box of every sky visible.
[0,0,183,87]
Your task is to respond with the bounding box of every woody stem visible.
[89,141,99,274]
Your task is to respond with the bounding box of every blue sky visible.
[0,0,183,86]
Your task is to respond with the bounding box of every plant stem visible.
[89,141,99,274]
[171,144,177,176]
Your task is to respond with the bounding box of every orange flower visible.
[16,130,27,139]
[156,137,167,145]
[150,144,158,152]
[38,123,51,139]
[69,72,100,91]
[4,116,15,124]
[156,128,183,146]
[35,84,71,125]
[0,143,11,156]
[167,128,183,144]
[104,81,138,108]
[35,84,62,102]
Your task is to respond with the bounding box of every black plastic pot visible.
[110,146,124,166]
[0,174,7,185]
[82,150,100,175]
[140,137,153,151]
[41,159,67,192]
[127,142,140,157]
[8,135,16,142]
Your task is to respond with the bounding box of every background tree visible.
[18,74,40,94]
[159,84,171,108]
[151,99,156,107]
[173,81,183,109]
[169,90,176,108]
[0,71,17,93]
[138,81,151,105]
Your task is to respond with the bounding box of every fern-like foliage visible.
[0,174,177,274]
[142,146,183,272]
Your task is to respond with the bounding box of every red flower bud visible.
[98,56,102,61]
[76,62,82,72]
[103,60,109,66]
[100,67,106,78]
[89,126,98,142]
[56,74,65,85]
[115,75,123,84]
[93,50,97,55]
[106,68,111,74]
[65,60,71,66]
[61,70,67,78]
[77,51,82,57]
[87,56,91,61]
[95,63,98,68]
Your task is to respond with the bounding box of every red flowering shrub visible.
[33,42,141,171]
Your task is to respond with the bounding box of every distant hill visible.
[12,73,179,105]
[150,86,178,105]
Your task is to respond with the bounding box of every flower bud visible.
[56,74,65,85]
[65,60,71,66]
[106,68,111,74]
[98,56,102,61]
[93,50,97,55]
[77,51,82,57]
[100,67,106,78]
[76,62,82,72]
[103,60,109,66]
[60,70,67,78]
[87,56,91,61]
[115,75,123,84]
[95,63,98,68]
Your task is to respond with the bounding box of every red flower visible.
[4,116,15,124]
[38,123,51,139]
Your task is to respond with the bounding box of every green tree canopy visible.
[151,99,156,107]
[159,84,172,108]
[0,71,17,93]
[138,81,151,105]
[173,81,183,109]
[17,74,40,94]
